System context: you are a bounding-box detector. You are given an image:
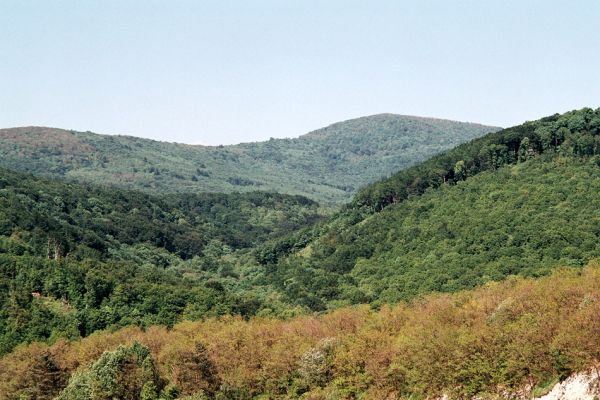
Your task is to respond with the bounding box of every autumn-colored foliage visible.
[1,262,599,399]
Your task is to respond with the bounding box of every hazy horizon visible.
[2,1,599,145]
[2,112,504,147]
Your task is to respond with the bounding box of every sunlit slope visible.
[0,115,498,203]
[263,108,600,308]
[2,264,600,399]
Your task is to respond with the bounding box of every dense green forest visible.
[0,168,323,261]
[0,115,498,204]
[0,169,323,354]
[268,157,600,309]
[261,108,600,309]
[353,108,600,211]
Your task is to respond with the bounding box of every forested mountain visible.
[260,108,600,309]
[1,109,599,352]
[0,169,323,354]
[0,115,498,204]
[1,108,600,399]
[0,168,323,261]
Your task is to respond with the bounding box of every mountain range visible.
[1,108,600,399]
[0,115,499,204]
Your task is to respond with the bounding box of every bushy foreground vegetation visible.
[2,264,600,399]
[0,115,497,204]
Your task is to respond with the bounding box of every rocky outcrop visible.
[535,371,600,400]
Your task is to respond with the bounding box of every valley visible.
[0,108,599,399]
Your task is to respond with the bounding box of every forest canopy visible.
[0,108,599,399]
[2,264,600,399]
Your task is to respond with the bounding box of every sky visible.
[1,1,599,145]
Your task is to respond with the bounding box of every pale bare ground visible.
[433,369,600,400]
[536,370,600,400]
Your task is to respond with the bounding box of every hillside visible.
[0,115,498,204]
[2,264,600,399]
[1,109,600,399]
[0,109,598,355]
[260,108,600,309]
[0,168,323,261]
[0,168,324,354]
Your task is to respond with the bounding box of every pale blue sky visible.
[1,1,599,145]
